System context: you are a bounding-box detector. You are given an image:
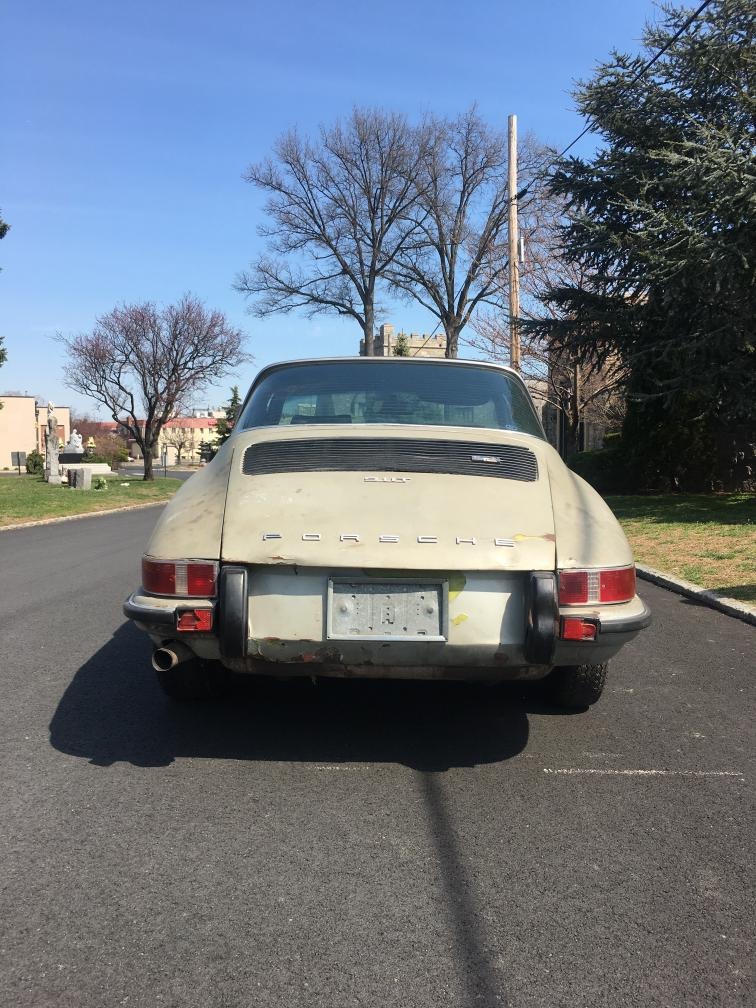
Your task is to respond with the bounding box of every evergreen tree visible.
[215,386,242,447]
[392,333,411,356]
[526,0,755,487]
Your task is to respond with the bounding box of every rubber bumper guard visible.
[524,571,558,665]
[218,566,248,659]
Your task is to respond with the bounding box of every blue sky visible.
[1,0,660,416]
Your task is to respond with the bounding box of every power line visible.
[410,320,443,356]
[516,0,715,200]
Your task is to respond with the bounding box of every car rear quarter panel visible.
[546,451,633,568]
[144,442,234,561]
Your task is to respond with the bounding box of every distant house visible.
[0,395,71,469]
[158,416,219,464]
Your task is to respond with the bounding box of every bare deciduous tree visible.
[236,109,430,355]
[162,426,195,464]
[467,180,628,454]
[60,296,249,480]
[469,310,626,454]
[384,110,549,358]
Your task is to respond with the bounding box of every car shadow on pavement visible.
[47,622,573,771]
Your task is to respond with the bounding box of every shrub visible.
[92,476,108,490]
[567,446,627,494]
[621,398,754,493]
[83,435,130,471]
[26,449,44,475]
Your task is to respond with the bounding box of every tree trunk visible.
[142,437,157,481]
[565,360,582,456]
[563,419,580,459]
[445,323,461,359]
[363,302,375,356]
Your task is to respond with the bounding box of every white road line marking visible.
[543,768,744,778]
[311,764,373,771]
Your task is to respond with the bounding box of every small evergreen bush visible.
[26,449,44,475]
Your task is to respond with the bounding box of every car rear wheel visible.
[547,661,608,709]
[156,658,229,701]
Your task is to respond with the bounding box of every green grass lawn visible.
[0,474,182,527]
[607,494,756,604]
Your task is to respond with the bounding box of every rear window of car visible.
[238,361,544,437]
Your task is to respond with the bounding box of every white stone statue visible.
[45,403,62,484]
[63,429,84,454]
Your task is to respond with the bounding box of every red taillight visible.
[186,563,217,596]
[558,570,590,605]
[599,566,636,603]
[142,559,176,595]
[558,566,635,606]
[142,558,218,597]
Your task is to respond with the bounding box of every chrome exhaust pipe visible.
[152,641,195,672]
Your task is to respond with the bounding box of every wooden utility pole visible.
[507,114,521,371]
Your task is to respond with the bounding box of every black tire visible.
[546,661,608,709]
[156,658,229,701]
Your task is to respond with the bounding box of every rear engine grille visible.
[242,437,538,482]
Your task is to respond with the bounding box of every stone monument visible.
[60,429,85,463]
[44,402,62,485]
[58,425,113,482]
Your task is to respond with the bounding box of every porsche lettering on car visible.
[124,357,650,708]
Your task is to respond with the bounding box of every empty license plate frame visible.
[327,578,448,642]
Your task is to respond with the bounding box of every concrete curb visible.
[0,500,167,532]
[637,564,756,628]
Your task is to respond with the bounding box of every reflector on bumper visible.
[176,609,214,632]
[560,616,599,641]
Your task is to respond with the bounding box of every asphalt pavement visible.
[120,465,197,482]
[0,507,753,1008]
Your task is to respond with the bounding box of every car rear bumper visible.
[124,565,650,678]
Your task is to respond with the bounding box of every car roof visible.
[253,356,522,378]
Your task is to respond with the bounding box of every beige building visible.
[361,324,448,358]
[0,396,71,469]
[158,416,219,464]
[89,416,220,464]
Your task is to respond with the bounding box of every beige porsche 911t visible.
[124,358,650,708]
